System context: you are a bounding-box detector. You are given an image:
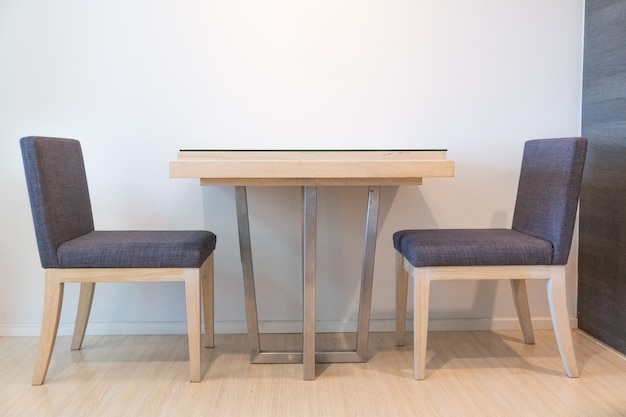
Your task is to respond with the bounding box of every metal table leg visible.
[315,185,381,363]
[357,185,381,358]
[235,186,261,361]
[303,186,317,380]
[236,186,303,364]
[234,185,381,379]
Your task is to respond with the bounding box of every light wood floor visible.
[1,330,624,417]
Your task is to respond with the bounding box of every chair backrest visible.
[512,137,587,265]
[20,136,95,268]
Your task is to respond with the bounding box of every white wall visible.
[0,0,584,336]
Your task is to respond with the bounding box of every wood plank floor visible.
[1,330,624,416]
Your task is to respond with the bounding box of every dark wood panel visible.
[579,0,626,354]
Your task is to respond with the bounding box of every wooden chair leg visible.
[547,267,579,378]
[201,254,214,348]
[395,252,409,346]
[71,282,95,350]
[510,279,535,344]
[184,270,203,383]
[32,272,64,385]
[414,268,431,380]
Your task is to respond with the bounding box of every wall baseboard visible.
[0,317,578,337]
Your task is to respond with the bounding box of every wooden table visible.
[170,150,454,379]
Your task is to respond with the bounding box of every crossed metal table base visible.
[234,185,381,380]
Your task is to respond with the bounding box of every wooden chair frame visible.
[32,253,214,385]
[395,251,579,380]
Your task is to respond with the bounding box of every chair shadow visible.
[48,334,221,382]
[369,330,571,379]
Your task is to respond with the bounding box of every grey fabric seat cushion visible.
[57,230,216,268]
[393,229,553,267]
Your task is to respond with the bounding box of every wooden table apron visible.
[170,150,454,380]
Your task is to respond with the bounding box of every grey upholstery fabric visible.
[57,230,216,268]
[512,138,588,265]
[21,136,216,269]
[393,229,553,267]
[394,138,587,268]
[21,137,95,268]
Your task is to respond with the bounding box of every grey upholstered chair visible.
[394,137,587,380]
[21,136,217,384]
